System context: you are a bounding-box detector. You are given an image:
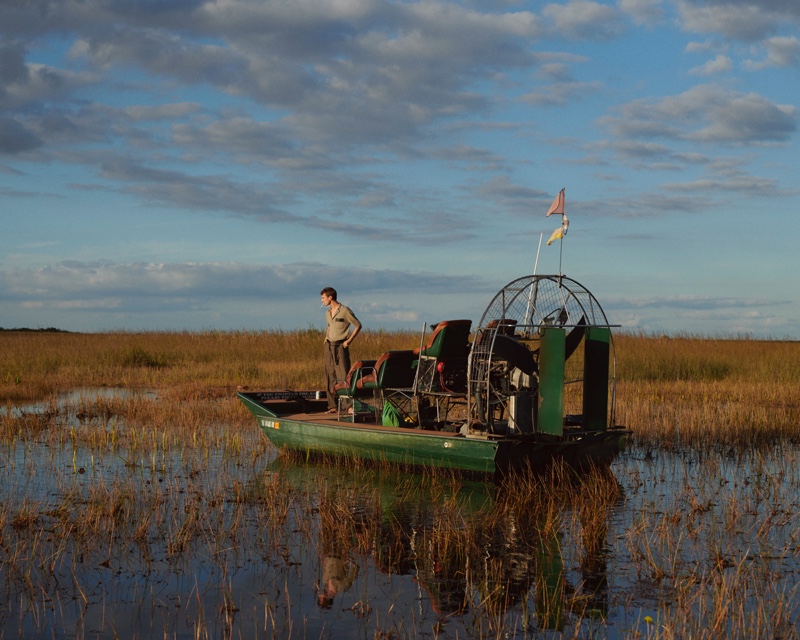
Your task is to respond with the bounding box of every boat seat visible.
[486,318,517,335]
[332,359,376,420]
[414,319,472,395]
[414,319,472,359]
[475,318,518,348]
[358,350,416,390]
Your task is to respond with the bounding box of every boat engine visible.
[467,275,616,436]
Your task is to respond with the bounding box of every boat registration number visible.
[260,419,280,429]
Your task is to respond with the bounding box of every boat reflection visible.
[259,459,621,630]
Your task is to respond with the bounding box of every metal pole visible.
[525,233,544,329]
[533,232,543,275]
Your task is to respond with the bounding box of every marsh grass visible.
[0,329,420,404]
[611,333,800,451]
[3,329,799,452]
[612,446,800,639]
[2,330,800,637]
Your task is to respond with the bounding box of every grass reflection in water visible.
[1,389,622,638]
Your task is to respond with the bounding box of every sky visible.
[2,0,799,339]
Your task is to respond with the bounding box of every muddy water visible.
[2,392,800,638]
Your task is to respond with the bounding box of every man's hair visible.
[320,287,337,300]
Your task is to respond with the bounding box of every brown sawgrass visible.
[2,328,800,638]
[0,328,419,403]
[3,329,799,453]
[614,333,800,450]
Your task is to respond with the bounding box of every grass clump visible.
[118,345,170,368]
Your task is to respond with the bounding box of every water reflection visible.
[9,386,157,417]
[1,407,621,639]
[261,458,621,633]
[8,388,800,638]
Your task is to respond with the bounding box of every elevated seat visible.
[414,319,472,359]
[358,350,416,391]
[485,318,517,335]
[414,319,472,395]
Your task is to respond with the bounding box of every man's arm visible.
[344,323,360,348]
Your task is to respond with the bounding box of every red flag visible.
[546,188,565,216]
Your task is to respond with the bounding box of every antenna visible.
[533,232,543,275]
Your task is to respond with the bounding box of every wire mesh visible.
[468,275,616,430]
[476,274,610,334]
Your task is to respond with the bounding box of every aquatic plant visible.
[2,330,800,637]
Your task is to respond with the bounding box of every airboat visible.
[238,274,630,475]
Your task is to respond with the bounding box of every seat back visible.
[477,318,517,346]
[334,360,376,395]
[359,350,416,389]
[486,318,517,335]
[376,350,416,388]
[417,319,472,359]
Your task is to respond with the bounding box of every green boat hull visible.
[238,392,628,475]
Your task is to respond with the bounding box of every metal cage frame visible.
[467,274,617,433]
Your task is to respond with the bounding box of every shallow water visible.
[10,386,157,414]
[3,395,800,638]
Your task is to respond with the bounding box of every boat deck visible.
[278,408,467,438]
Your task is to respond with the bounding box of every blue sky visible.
[2,0,799,338]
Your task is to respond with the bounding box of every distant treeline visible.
[0,327,71,333]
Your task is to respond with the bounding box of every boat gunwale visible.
[238,391,630,444]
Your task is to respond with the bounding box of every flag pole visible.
[545,187,565,284]
[525,232,544,329]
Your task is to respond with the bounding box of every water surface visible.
[2,393,799,638]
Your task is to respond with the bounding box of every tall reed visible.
[613,334,800,450]
[0,329,420,403]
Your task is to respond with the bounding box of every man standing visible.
[320,287,362,413]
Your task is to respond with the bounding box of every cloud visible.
[0,260,482,302]
[661,173,778,195]
[613,294,762,311]
[688,54,733,76]
[608,292,795,336]
[170,117,300,165]
[96,157,298,222]
[0,116,43,154]
[618,0,665,26]
[518,80,603,107]
[50,0,541,153]
[582,191,718,218]
[744,36,800,70]
[514,52,602,106]
[475,176,552,216]
[542,0,625,40]
[0,260,488,330]
[676,0,797,42]
[0,0,552,232]
[601,84,797,144]
[0,41,94,111]
[124,102,202,122]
